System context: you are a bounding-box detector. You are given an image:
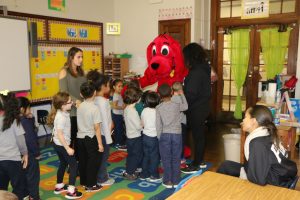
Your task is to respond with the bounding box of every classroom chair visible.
[37,109,49,135]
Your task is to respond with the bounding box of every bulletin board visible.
[29,44,102,102]
[2,11,104,103]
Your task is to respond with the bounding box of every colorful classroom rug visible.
[38,146,211,200]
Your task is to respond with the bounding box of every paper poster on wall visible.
[106,23,121,35]
[48,0,65,11]
[241,0,269,19]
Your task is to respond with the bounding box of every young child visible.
[171,82,188,166]
[217,105,298,187]
[122,87,143,180]
[47,92,82,199]
[87,70,115,186]
[77,82,104,192]
[111,79,126,150]
[17,97,40,200]
[156,84,188,188]
[140,92,161,182]
[0,92,28,199]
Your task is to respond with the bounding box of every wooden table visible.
[240,125,297,163]
[167,171,300,200]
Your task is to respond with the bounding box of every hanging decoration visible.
[158,6,193,20]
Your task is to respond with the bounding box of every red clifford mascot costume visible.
[139,34,188,88]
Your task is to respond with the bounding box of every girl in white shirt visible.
[87,70,115,186]
[140,92,161,182]
[48,92,82,199]
[111,79,126,150]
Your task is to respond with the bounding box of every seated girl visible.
[217,105,297,188]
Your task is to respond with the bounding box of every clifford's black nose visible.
[151,63,159,70]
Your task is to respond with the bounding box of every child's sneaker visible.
[199,162,207,169]
[122,171,137,180]
[85,185,102,192]
[117,145,127,151]
[99,178,115,186]
[65,190,83,199]
[147,176,162,183]
[54,184,68,194]
[139,175,149,180]
[162,181,173,189]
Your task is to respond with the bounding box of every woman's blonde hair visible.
[47,92,70,126]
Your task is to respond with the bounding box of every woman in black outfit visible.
[181,43,211,173]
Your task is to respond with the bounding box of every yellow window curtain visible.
[260,28,291,79]
[230,29,250,119]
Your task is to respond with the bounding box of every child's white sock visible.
[55,183,64,189]
[68,185,75,193]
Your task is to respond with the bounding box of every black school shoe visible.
[181,164,200,174]
[54,184,68,194]
[85,185,102,192]
[65,189,83,199]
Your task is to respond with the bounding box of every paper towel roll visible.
[267,83,277,104]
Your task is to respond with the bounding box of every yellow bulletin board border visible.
[48,20,102,43]
[28,18,47,40]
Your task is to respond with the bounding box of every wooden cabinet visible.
[104,57,129,79]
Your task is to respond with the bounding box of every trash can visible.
[223,134,241,163]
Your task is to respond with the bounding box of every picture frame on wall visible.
[106,23,121,35]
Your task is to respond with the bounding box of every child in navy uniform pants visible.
[0,92,28,199]
[17,97,40,200]
[140,92,161,182]
[122,87,143,180]
[156,84,188,188]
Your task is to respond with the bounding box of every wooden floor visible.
[202,122,300,191]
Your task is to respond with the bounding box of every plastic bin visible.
[223,134,241,163]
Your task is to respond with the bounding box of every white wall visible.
[113,0,196,74]
[0,0,115,55]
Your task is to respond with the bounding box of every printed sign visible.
[241,0,269,19]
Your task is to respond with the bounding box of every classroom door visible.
[216,25,298,120]
[159,19,191,48]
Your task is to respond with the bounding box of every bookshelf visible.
[104,57,129,79]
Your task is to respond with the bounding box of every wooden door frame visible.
[158,19,191,47]
[211,0,300,120]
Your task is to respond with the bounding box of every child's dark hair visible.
[113,79,123,87]
[158,83,172,98]
[140,90,150,105]
[47,92,70,126]
[17,97,31,112]
[124,87,142,104]
[247,105,279,148]
[86,69,110,92]
[0,93,20,131]
[144,92,160,108]
[128,79,140,89]
[80,81,96,99]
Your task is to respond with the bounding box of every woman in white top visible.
[47,92,82,199]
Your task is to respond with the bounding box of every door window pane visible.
[220,1,231,18]
[270,0,282,14]
[282,0,296,13]
[232,0,241,17]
